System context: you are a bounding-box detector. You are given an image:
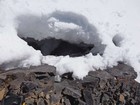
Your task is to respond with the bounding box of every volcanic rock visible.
[0,63,139,105]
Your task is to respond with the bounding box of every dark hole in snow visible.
[22,37,94,57]
[17,11,106,56]
[61,72,74,80]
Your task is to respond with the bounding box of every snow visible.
[0,0,140,82]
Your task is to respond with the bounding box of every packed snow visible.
[0,0,140,82]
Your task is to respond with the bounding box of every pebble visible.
[119,94,125,103]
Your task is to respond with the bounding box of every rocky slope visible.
[0,63,140,105]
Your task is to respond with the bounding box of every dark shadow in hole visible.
[64,95,79,105]
[34,72,46,75]
[22,37,94,57]
[61,72,74,80]
[36,76,48,80]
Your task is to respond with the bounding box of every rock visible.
[83,89,94,105]
[82,76,99,88]
[20,81,38,93]
[9,79,22,90]
[2,94,23,105]
[25,98,35,105]
[119,94,125,103]
[99,79,107,89]
[0,88,6,101]
[78,99,86,105]
[38,92,45,98]
[130,99,136,105]
[63,97,71,105]
[106,63,137,79]
[29,92,37,99]
[0,79,4,85]
[54,83,64,94]
[88,70,113,80]
[45,94,50,100]
[50,94,61,104]
[63,87,81,99]
[37,98,46,105]
[0,64,56,79]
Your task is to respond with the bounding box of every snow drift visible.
[0,0,140,82]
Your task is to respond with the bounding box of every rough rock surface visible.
[0,63,140,105]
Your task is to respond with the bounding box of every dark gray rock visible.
[0,79,4,85]
[20,81,38,93]
[2,94,23,105]
[0,64,56,80]
[82,76,99,88]
[78,99,86,105]
[88,70,114,80]
[106,63,137,79]
[37,98,46,105]
[50,94,61,104]
[63,87,81,99]
[54,83,64,95]
[25,98,35,105]
[83,90,94,105]
[63,97,71,105]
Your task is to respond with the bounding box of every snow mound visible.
[0,0,140,82]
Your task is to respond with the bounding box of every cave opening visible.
[22,37,94,57]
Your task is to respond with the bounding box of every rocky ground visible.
[0,63,140,105]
